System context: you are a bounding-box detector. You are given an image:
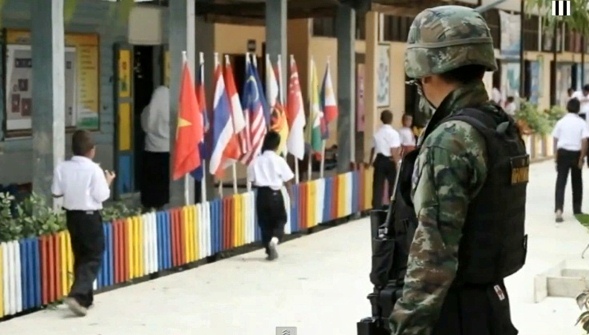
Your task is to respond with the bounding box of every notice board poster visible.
[5,30,100,132]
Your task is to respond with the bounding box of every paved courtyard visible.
[0,160,587,334]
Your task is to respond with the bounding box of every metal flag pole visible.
[199,51,207,203]
[181,50,191,205]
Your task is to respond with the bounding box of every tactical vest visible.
[394,108,528,285]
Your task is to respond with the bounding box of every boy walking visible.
[51,130,116,316]
[553,98,589,222]
[247,131,294,260]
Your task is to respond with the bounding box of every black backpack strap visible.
[440,108,501,167]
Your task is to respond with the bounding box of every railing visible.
[0,168,374,317]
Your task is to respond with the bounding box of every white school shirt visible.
[141,86,170,152]
[504,102,516,116]
[571,91,589,118]
[373,124,401,156]
[398,127,416,146]
[552,113,589,151]
[247,150,294,191]
[51,156,111,210]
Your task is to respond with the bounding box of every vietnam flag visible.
[172,54,203,180]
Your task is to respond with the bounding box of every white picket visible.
[140,214,149,275]
[1,242,9,315]
[150,212,158,274]
[315,178,325,225]
[345,173,353,216]
[7,241,15,315]
[201,202,210,257]
[282,187,291,235]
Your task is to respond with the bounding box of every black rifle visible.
[357,159,415,335]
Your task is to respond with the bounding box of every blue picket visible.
[19,239,28,310]
[291,185,299,233]
[156,212,165,271]
[32,237,41,307]
[162,211,172,269]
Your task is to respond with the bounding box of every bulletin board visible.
[4,29,100,133]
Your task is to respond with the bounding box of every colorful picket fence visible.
[0,169,373,318]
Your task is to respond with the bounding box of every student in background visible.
[247,131,294,261]
[52,130,115,316]
[368,110,401,209]
[553,98,588,223]
[504,96,517,117]
[140,86,170,210]
[571,85,589,121]
[398,113,416,156]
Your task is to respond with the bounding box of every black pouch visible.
[370,237,396,287]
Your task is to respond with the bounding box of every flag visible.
[286,55,306,160]
[209,61,239,177]
[223,57,249,158]
[267,54,289,156]
[190,54,209,181]
[240,54,268,165]
[172,54,203,180]
[308,58,326,154]
[321,61,338,126]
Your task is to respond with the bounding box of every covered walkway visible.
[0,160,585,334]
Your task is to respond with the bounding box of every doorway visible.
[132,46,156,192]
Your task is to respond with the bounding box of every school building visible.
[0,0,582,206]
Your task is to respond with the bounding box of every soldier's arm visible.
[389,121,487,335]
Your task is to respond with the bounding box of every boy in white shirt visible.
[398,113,416,156]
[552,98,589,222]
[52,130,116,316]
[247,131,294,260]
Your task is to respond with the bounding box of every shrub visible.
[0,192,141,242]
[513,100,552,135]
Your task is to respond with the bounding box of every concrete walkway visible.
[0,161,587,334]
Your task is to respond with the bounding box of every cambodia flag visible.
[190,55,209,181]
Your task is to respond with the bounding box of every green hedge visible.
[0,192,141,243]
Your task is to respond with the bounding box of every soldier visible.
[389,6,528,335]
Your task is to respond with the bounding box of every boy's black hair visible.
[439,64,486,85]
[567,98,581,114]
[261,131,281,152]
[380,110,393,124]
[506,96,515,102]
[584,84,589,92]
[72,130,95,156]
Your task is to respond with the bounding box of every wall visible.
[308,37,405,151]
[0,0,129,184]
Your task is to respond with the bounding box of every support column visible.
[363,11,378,163]
[336,4,356,172]
[31,0,65,207]
[195,16,216,202]
[169,0,196,207]
[265,0,287,97]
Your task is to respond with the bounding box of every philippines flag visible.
[209,61,239,177]
[240,54,268,165]
[190,53,210,181]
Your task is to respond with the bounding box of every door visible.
[113,43,135,199]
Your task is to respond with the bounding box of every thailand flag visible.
[209,61,239,177]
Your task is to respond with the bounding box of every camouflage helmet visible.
[404,5,498,79]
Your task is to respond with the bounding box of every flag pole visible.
[199,51,207,203]
[181,50,191,205]
[232,163,238,194]
[214,51,223,199]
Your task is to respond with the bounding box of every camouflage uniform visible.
[389,6,505,335]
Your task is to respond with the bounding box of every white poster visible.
[376,44,390,107]
[5,45,77,131]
